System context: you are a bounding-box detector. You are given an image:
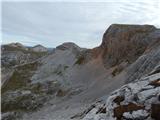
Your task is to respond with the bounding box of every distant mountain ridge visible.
[2,42,49,52]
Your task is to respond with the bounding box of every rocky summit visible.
[1,24,160,120]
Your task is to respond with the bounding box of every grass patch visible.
[2,91,45,112]
[2,62,39,93]
[75,56,85,65]
[111,65,124,76]
[2,71,28,93]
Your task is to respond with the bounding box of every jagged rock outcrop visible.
[82,65,160,120]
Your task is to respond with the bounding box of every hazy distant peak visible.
[33,44,45,48]
[8,42,25,48]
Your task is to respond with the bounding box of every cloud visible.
[2,1,160,48]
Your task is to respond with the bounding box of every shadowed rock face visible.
[101,24,156,68]
[96,24,160,83]
[126,39,160,83]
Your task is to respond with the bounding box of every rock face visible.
[56,42,81,51]
[100,24,160,83]
[101,24,156,68]
[125,38,160,83]
[83,65,160,120]
[1,24,160,120]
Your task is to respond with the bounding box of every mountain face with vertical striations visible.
[1,24,160,120]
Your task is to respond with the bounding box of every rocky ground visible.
[82,65,160,120]
[1,24,160,120]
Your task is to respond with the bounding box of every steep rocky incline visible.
[100,24,160,82]
[75,25,160,120]
[82,64,160,120]
[1,42,87,120]
[101,24,156,67]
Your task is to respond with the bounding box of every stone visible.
[151,104,160,120]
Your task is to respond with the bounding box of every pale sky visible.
[1,0,160,48]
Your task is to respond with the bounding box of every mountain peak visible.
[31,44,47,52]
[56,42,80,51]
[8,42,24,47]
[101,24,156,47]
[101,24,157,67]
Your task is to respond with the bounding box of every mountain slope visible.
[1,24,160,120]
[82,64,160,120]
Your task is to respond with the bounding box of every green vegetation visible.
[2,71,28,93]
[17,61,39,71]
[75,55,85,65]
[56,89,67,97]
[2,91,45,112]
[2,62,39,93]
[30,83,43,94]
[111,65,123,77]
[64,65,69,70]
